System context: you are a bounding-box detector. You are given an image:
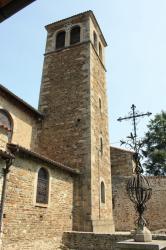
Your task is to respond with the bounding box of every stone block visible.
[116,239,166,250]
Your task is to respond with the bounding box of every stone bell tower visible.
[37,10,114,233]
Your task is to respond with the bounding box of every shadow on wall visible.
[112,175,166,232]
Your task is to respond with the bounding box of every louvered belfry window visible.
[36,168,49,204]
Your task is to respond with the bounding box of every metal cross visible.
[117,104,152,152]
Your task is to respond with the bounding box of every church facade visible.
[0,11,115,249]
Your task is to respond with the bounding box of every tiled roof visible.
[0,0,36,22]
[8,143,80,175]
[0,84,43,119]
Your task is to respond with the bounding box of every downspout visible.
[0,157,14,234]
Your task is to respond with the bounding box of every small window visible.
[100,137,103,156]
[56,30,66,49]
[93,31,97,50]
[36,168,49,204]
[101,181,105,203]
[99,42,102,60]
[0,109,13,142]
[70,26,80,45]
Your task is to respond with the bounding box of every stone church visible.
[1,10,166,250]
[0,10,115,249]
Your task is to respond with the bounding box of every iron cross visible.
[117,104,152,151]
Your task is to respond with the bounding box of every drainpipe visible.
[0,156,14,234]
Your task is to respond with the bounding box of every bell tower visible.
[37,11,114,232]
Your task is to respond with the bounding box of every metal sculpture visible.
[117,104,152,242]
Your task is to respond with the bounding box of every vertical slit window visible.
[101,181,105,204]
[36,168,49,204]
[56,31,66,49]
[100,137,103,156]
[70,26,80,45]
[99,98,102,113]
[93,31,97,50]
[99,42,102,60]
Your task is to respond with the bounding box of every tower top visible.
[45,10,107,47]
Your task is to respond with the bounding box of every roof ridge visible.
[0,84,43,118]
[8,143,80,175]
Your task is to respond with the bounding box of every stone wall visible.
[112,175,166,232]
[0,95,38,149]
[90,38,114,231]
[37,11,114,233]
[1,155,73,250]
[61,232,130,250]
[111,147,134,176]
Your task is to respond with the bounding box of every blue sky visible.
[0,0,166,147]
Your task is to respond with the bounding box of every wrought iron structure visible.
[117,104,152,234]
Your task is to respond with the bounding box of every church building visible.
[0,11,115,249]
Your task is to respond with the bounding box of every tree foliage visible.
[142,111,166,175]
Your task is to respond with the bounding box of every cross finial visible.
[117,104,152,153]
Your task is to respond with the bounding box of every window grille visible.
[36,168,49,204]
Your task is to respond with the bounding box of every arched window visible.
[56,30,66,49]
[101,181,105,204]
[93,31,97,50]
[99,42,102,60]
[36,168,49,204]
[0,109,13,142]
[70,26,80,45]
[100,137,103,156]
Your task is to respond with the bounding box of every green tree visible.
[142,111,166,175]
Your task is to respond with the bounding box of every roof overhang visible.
[0,84,43,119]
[8,143,80,175]
[0,0,36,22]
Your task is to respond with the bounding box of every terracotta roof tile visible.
[8,143,80,175]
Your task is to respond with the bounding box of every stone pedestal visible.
[92,219,115,233]
[116,239,166,250]
[134,226,152,242]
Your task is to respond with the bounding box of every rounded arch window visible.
[36,167,49,204]
[70,26,81,45]
[56,30,66,49]
[0,109,13,142]
[99,42,103,60]
[101,181,105,204]
[93,31,97,50]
